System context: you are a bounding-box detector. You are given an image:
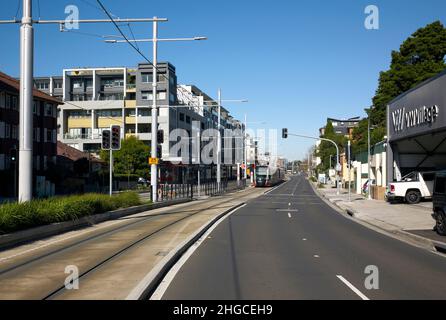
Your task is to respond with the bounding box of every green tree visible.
[353,21,446,151]
[100,136,151,179]
[316,120,347,173]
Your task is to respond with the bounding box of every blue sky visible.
[1,0,446,160]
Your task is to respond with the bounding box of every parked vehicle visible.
[432,171,446,236]
[386,171,436,204]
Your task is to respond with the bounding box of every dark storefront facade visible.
[387,70,446,184]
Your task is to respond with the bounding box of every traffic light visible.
[111,125,121,150]
[157,145,162,159]
[101,129,111,150]
[10,148,17,163]
[282,128,288,139]
[157,130,164,144]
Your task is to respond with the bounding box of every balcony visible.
[63,133,101,140]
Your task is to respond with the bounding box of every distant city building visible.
[319,117,361,138]
[0,71,62,199]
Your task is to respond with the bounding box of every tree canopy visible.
[352,21,446,153]
[100,136,151,178]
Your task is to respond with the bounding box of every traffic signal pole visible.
[282,129,340,195]
[109,149,113,196]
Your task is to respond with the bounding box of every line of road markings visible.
[288,213,292,218]
[336,275,370,300]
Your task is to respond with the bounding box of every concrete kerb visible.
[125,202,247,300]
[0,198,192,251]
[308,181,445,256]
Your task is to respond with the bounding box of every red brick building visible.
[0,71,62,200]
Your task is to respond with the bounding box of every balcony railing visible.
[63,133,102,140]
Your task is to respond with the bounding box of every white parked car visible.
[386,171,436,204]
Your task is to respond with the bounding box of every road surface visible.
[161,175,446,300]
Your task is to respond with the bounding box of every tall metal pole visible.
[368,117,372,200]
[348,140,351,202]
[244,114,247,182]
[18,0,34,202]
[151,18,159,202]
[216,88,221,191]
[197,129,201,197]
[109,149,113,196]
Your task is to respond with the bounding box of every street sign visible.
[101,129,111,150]
[149,157,159,165]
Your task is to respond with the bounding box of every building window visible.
[0,154,4,170]
[5,95,11,109]
[45,103,53,116]
[141,73,152,83]
[11,125,18,139]
[169,93,175,103]
[0,122,4,138]
[0,92,4,108]
[179,113,185,122]
[11,96,18,110]
[72,80,83,89]
[86,79,93,88]
[141,91,152,101]
[54,81,63,89]
[158,91,167,100]
[36,82,49,90]
[186,115,191,124]
[5,123,10,138]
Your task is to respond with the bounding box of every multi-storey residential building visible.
[36,62,246,184]
[0,71,61,199]
[319,117,361,138]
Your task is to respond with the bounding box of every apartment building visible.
[0,71,61,199]
[36,62,245,183]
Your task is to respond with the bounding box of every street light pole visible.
[18,0,34,202]
[368,117,372,200]
[288,133,340,195]
[106,27,206,202]
[150,18,159,203]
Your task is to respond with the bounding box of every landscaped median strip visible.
[0,193,191,250]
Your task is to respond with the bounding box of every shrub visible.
[0,192,142,234]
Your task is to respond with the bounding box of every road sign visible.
[101,129,111,150]
[149,157,159,165]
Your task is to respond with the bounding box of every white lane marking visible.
[149,204,247,300]
[288,203,291,206]
[276,209,299,212]
[263,177,293,195]
[336,275,370,300]
[288,213,292,218]
[313,254,320,258]
[302,238,307,241]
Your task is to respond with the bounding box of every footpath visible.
[313,183,446,254]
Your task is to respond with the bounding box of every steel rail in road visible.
[0,188,260,300]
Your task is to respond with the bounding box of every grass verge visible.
[0,192,142,234]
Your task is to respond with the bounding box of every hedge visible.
[0,192,142,234]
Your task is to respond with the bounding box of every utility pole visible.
[368,117,372,200]
[197,129,201,197]
[0,0,163,202]
[216,88,222,192]
[18,0,34,202]
[106,25,206,203]
[244,114,248,183]
[283,131,340,195]
[151,18,159,203]
[348,140,351,202]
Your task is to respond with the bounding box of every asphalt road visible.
[162,175,446,300]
